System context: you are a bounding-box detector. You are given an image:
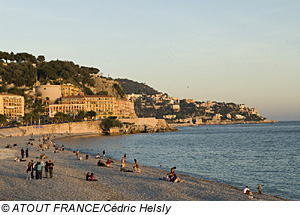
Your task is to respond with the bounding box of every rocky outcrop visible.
[89,75,123,98]
[120,118,177,134]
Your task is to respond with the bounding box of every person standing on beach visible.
[103,150,106,160]
[120,156,125,171]
[35,162,42,179]
[26,161,33,180]
[30,160,35,179]
[21,148,25,159]
[258,184,262,194]
[133,159,141,173]
[39,159,44,178]
[76,150,79,160]
[25,148,29,158]
[44,161,49,178]
[48,160,54,178]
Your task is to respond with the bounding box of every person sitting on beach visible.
[105,158,112,167]
[90,173,97,181]
[86,172,91,181]
[14,156,20,162]
[97,159,106,167]
[133,159,141,173]
[95,152,100,159]
[168,167,182,183]
[243,186,252,195]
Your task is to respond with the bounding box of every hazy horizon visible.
[0,0,299,121]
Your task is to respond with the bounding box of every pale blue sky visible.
[0,0,299,120]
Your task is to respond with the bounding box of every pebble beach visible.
[0,134,286,201]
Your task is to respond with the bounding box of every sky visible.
[0,0,299,121]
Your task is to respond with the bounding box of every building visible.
[235,114,246,120]
[0,94,24,120]
[84,95,116,119]
[171,104,180,112]
[35,83,61,103]
[61,84,82,97]
[47,95,136,119]
[115,98,136,119]
[47,103,85,118]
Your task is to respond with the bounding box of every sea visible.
[55,121,300,200]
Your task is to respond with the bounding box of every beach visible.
[0,134,286,201]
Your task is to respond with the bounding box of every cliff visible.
[89,75,124,98]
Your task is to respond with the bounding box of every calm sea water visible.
[56,121,300,200]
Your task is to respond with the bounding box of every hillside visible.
[116,78,159,95]
[0,50,271,124]
[0,51,124,98]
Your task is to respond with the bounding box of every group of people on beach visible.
[17,135,58,180]
[75,147,184,184]
[86,172,97,181]
[163,166,182,183]
[243,184,263,198]
[26,158,54,180]
[19,134,183,186]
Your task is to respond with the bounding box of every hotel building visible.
[47,95,136,119]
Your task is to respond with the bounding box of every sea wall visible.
[0,127,25,137]
[17,121,102,136]
[0,118,176,137]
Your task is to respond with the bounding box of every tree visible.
[113,83,125,98]
[37,55,45,63]
[54,112,69,122]
[96,91,108,95]
[77,110,85,121]
[86,111,96,119]
[0,114,8,127]
[101,116,122,132]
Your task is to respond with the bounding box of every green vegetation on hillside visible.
[116,78,159,95]
[0,51,99,93]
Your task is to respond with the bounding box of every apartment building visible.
[0,94,24,119]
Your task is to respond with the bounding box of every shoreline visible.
[169,120,279,127]
[0,134,287,201]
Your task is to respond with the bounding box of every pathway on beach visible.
[0,135,285,201]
